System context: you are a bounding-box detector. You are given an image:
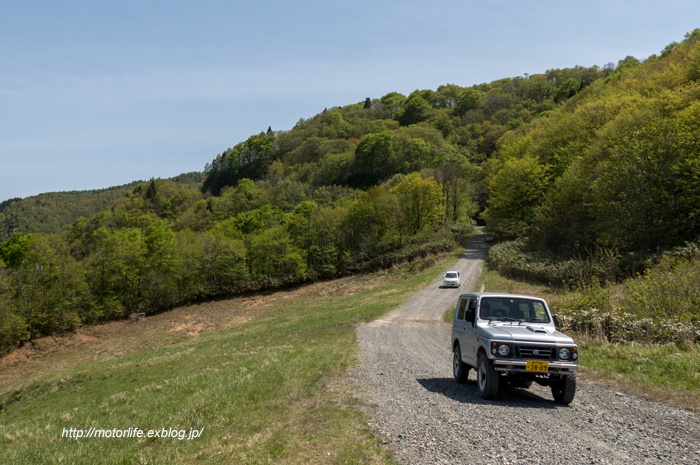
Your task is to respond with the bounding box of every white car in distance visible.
[443,271,461,288]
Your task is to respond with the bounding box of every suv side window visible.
[457,298,468,320]
[466,299,476,324]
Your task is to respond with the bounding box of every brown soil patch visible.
[75,333,98,343]
[0,345,29,364]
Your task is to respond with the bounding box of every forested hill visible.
[0,172,203,242]
[2,30,698,351]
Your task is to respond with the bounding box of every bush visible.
[554,274,700,345]
[487,239,620,285]
[620,255,700,322]
[556,308,700,345]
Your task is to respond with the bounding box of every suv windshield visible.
[445,273,458,279]
[479,297,549,323]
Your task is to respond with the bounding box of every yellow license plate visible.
[525,360,549,372]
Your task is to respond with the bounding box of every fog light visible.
[498,344,510,356]
[573,353,578,360]
[491,348,497,354]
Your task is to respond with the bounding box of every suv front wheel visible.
[477,354,500,399]
[551,374,576,405]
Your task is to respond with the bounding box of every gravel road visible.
[352,233,700,464]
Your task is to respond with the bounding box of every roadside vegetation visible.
[0,250,460,464]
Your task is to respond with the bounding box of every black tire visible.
[477,354,499,399]
[551,374,577,405]
[453,346,470,384]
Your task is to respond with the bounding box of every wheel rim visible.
[453,350,460,377]
[478,361,486,391]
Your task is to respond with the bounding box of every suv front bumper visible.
[493,359,577,374]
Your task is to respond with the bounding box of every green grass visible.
[578,340,700,410]
[0,252,462,464]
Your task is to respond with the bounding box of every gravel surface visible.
[351,233,700,464]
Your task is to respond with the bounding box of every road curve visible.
[352,233,700,464]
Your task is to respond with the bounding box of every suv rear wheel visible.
[477,354,499,399]
[453,346,470,384]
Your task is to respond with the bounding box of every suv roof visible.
[457,292,546,301]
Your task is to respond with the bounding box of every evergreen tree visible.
[146,178,157,199]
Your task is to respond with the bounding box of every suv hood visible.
[477,322,574,344]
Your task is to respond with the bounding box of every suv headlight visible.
[559,348,570,360]
[498,344,510,356]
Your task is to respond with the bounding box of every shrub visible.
[620,255,700,322]
[554,274,700,345]
[556,308,700,345]
[487,239,620,286]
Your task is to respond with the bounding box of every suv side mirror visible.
[552,314,559,327]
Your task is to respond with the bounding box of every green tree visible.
[553,78,581,103]
[591,117,700,252]
[247,226,306,278]
[380,92,406,110]
[482,156,549,237]
[454,88,484,116]
[353,131,397,186]
[346,188,394,256]
[397,94,432,126]
[391,173,445,235]
[436,156,478,223]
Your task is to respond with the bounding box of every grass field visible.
[0,250,462,464]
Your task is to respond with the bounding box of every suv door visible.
[462,298,478,365]
[452,297,469,361]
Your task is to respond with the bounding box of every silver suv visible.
[451,293,578,404]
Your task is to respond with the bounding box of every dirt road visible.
[353,233,700,464]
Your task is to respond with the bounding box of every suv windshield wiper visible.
[492,317,516,321]
[524,318,545,322]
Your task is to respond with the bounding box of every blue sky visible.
[1,1,698,202]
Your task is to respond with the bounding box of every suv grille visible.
[516,346,555,360]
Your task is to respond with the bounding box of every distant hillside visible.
[482,29,700,259]
[0,172,203,241]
